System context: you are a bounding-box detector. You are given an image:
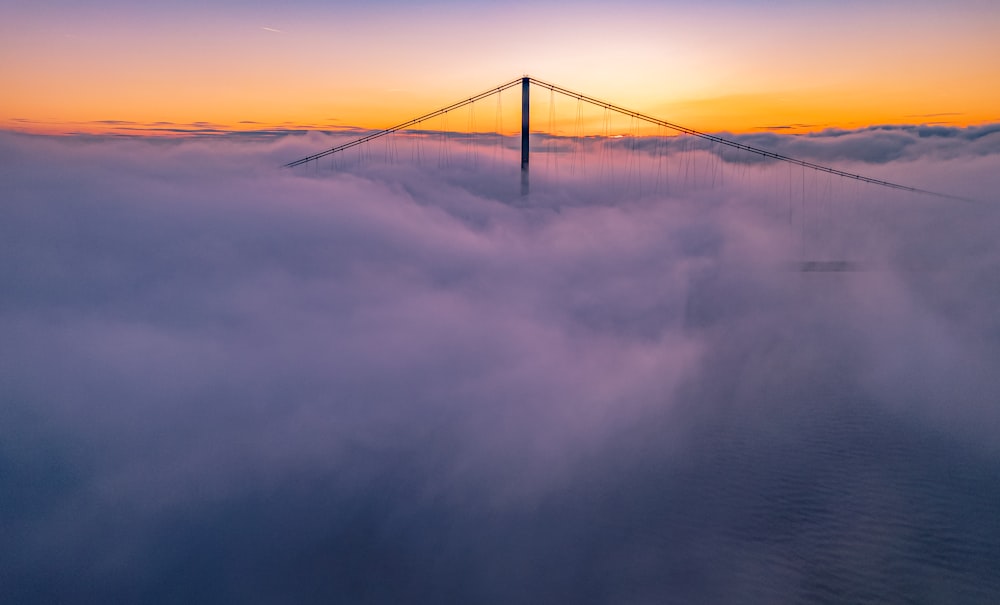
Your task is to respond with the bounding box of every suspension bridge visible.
[286,77,964,197]
[284,76,971,270]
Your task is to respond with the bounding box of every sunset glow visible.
[4,1,998,136]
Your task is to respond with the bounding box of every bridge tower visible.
[520,77,530,196]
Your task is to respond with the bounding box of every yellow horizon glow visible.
[3,4,998,137]
[6,81,996,138]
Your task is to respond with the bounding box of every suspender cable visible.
[284,78,523,168]
[526,77,972,202]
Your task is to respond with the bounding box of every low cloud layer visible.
[3,128,1000,603]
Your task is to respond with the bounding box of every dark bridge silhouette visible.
[285,76,969,203]
[284,77,973,272]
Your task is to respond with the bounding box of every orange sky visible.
[3,1,999,136]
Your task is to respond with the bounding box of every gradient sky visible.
[3,0,999,134]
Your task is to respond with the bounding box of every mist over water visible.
[2,128,1000,603]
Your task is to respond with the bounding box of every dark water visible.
[13,368,998,605]
[580,387,1000,604]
